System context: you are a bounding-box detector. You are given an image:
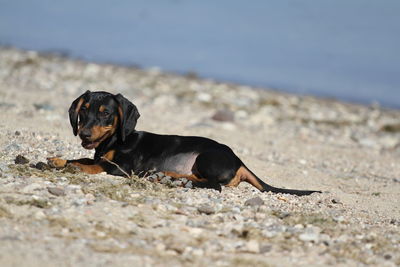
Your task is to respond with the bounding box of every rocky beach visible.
[0,47,399,266]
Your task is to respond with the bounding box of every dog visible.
[48,91,320,195]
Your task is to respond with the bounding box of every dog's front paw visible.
[47,157,67,168]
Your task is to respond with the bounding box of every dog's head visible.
[68,91,140,149]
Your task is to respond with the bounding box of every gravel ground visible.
[0,48,399,266]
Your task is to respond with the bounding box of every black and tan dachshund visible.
[48,91,320,196]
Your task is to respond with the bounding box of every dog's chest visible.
[158,153,198,174]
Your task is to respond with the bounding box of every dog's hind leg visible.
[188,150,242,191]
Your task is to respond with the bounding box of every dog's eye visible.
[101,110,110,117]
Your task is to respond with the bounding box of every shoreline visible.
[0,47,399,266]
[3,45,399,111]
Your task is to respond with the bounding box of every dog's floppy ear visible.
[114,93,140,142]
[68,90,90,136]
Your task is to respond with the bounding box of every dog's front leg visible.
[47,157,104,174]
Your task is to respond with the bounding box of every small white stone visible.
[236,110,248,119]
[191,248,204,256]
[197,92,212,102]
[299,232,319,242]
[96,231,106,238]
[299,159,307,165]
[245,240,260,253]
[334,216,345,222]
[33,210,46,220]
[155,243,166,251]
[220,122,236,131]
[299,226,321,242]
[185,181,193,189]
[187,227,203,238]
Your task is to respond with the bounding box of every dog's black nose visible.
[79,129,92,139]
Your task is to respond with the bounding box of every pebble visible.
[260,244,272,253]
[34,162,51,171]
[211,109,235,122]
[231,207,241,213]
[197,204,215,215]
[33,210,46,220]
[34,102,55,111]
[220,122,236,131]
[155,243,166,252]
[159,176,172,185]
[85,193,96,204]
[47,187,66,197]
[191,248,204,257]
[5,142,21,152]
[384,254,392,260]
[0,162,10,173]
[15,154,29,164]
[187,227,203,238]
[358,138,378,148]
[380,122,400,133]
[299,159,307,165]
[244,240,260,253]
[171,180,183,187]
[331,198,342,204]
[73,198,87,206]
[22,183,42,193]
[185,181,193,189]
[244,196,264,206]
[299,232,320,242]
[146,174,158,182]
[379,135,399,149]
[333,216,345,223]
[196,92,212,102]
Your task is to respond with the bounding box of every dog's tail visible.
[240,165,321,196]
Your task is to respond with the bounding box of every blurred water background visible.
[1,0,399,108]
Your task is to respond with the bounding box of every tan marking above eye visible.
[99,105,105,112]
[84,103,90,108]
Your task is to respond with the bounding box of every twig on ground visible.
[101,156,152,189]
[101,157,131,178]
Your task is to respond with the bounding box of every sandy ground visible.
[0,48,399,266]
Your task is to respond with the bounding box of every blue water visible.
[1,1,399,108]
